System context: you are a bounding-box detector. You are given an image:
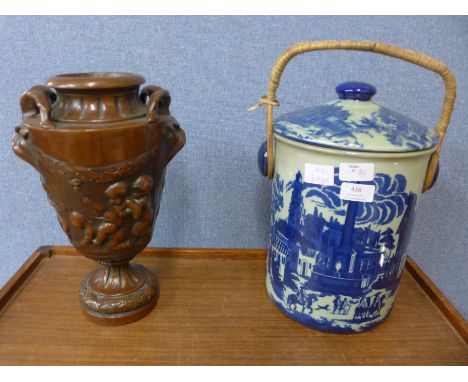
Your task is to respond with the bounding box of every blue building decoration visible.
[267,168,417,332]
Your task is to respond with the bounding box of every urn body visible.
[12,73,185,324]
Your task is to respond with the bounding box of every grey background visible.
[0,16,466,318]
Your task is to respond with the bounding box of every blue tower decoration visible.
[284,171,304,277]
[268,168,419,331]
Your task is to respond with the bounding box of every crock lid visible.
[273,81,438,152]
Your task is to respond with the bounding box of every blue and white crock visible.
[258,81,442,333]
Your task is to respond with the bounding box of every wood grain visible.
[406,257,468,342]
[0,247,466,365]
[0,246,52,311]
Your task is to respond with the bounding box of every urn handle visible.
[20,85,55,129]
[250,40,457,192]
[140,86,171,123]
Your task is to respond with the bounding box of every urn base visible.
[79,262,159,325]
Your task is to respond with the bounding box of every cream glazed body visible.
[266,134,434,332]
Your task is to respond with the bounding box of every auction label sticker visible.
[339,163,374,182]
[340,182,375,203]
[304,163,335,186]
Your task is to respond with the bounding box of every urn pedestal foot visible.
[79,262,159,325]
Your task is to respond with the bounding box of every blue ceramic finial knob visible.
[336,81,377,101]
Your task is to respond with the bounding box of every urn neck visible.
[46,73,147,123]
[51,87,146,123]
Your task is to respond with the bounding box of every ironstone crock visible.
[12,72,185,325]
[253,41,456,333]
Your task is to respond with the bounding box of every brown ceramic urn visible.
[12,73,185,325]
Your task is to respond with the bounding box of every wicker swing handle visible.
[254,40,456,192]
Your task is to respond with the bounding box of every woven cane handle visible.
[258,40,456,192]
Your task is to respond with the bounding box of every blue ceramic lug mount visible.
[257,140,268,177]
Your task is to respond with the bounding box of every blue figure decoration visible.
[267,169,418,333]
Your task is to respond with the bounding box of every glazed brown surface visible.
[12,73,185,324]
[46,72,146,90]
[0,247,466,365]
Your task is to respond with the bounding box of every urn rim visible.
[46,72,146,90]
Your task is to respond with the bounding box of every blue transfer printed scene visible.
[266,168,417,333]
[273,100,438,152]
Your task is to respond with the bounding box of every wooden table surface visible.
[0,247,466,365]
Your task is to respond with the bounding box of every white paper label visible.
[304,163,335,186]
[339,163,375,182]
[340,182,375,203]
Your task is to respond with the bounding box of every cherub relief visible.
[93,182,129,246]
[125,175,154,239]
[66,175,155,249]
[70,211,94,246]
